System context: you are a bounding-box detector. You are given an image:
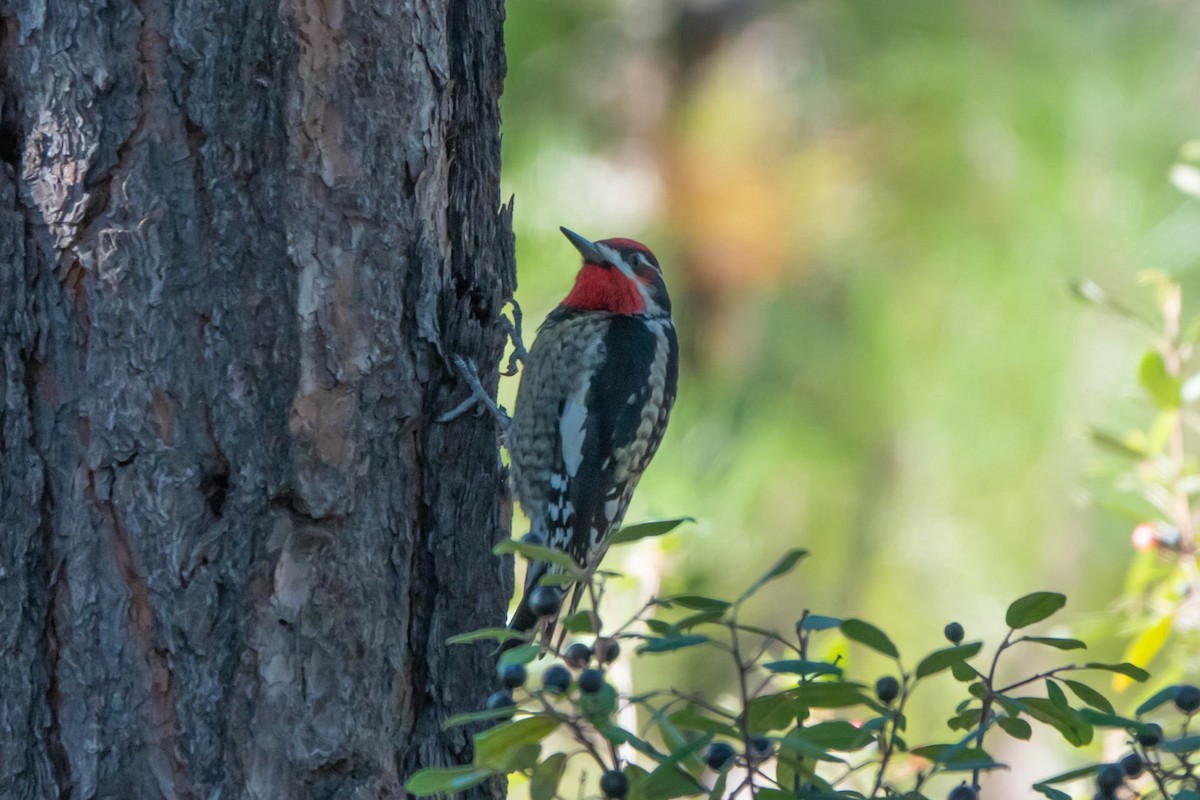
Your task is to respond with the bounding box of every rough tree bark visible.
[0,0,514,797]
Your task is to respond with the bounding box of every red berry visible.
[1131,523,1156,552]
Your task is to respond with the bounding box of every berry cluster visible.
[483,638,626,797]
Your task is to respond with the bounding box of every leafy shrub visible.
[403,523,1200,799]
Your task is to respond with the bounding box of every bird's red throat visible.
[562,264,645,315]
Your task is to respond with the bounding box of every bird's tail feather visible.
[498,560,553,653]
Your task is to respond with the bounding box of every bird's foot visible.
[500,298,527,377]
[437,355,512,428]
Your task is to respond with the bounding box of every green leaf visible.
[789,681,872,709]
[535,573,577,588]
[1139,350,1181,409]
[1045,679,1069,710]
[1084,662,1150,682]
[800,614,842,631]
[497,644,540,669]
[580,683,619,720]
[660,594,731,612]
[653,711,705,772]
[559,611,593,634]
[609,517,693,545]
[637,634,710,654]
[1036,764,1101,785]
[672,705,734,738]
[1078,709,1140,729]
[493,539,581,574]
[595,723,630,746]
[738,549,809,603]
[1005,592,1066,629]
[792,720,874,751]
[1014,697,1092,747]
[908,745,999,771]
[645,619,676,636]
[669,706,739,738]
[473,717,559,772]
[1062,680,1114,714]
[1021,636,1086,651]
[997,716,1032,740]
[950,660,977,682]
[442,707,525,729]
[840,619,899,659]
[1032,784,1072,800]
[915,642,982,679]
[530,753,565,800]
[675,610,726,630]
[405,766,495,796]
[777,732,847,763]
[1176,790,1200,800]
[707,771,728,800]
[1136,686,1180,716]
[746,694,802,733]
[641,736,710,799]
[1161,735,1200,753]
[947,709,982,731]
[446,627,526,645]
[762,660,844,678]
[602,726,663,762]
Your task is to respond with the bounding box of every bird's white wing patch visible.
[560,389,589,477]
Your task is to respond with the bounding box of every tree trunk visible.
[0,0,513,797]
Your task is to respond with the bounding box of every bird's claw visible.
[500,298,527,377]
[437,354,512,428]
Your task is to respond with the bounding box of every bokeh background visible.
[498,0,1200,792]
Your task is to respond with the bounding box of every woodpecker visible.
[505,227,679,640]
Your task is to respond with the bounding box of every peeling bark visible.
[0,0,514,797]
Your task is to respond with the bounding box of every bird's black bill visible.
[560,227,607,264]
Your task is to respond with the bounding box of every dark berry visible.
[484,690,515,711]
[747,736,774,761]
[600,769,629,799]
[564,642,592,669]
[1136,723,1163,747]
[1176,685,1200,713]
[578,668,606,694]
[498,662,527,689]
[875,676,901,705]
[528,586,563,619]
[1096,764,1123,793]
[595,637,621,664]
[1120,752,1144,777]
[704,741,736,771]
[947,785,976,800]
[541,664,571,694]
[944,622,965,644]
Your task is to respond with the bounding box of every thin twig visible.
[971,628,1015,793]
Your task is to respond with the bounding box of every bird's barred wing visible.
[549,316,679,566]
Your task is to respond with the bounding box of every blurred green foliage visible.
[498,0,1200,792]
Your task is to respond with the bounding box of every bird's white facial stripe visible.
[597,242,638,283]
[636,281,662,316]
